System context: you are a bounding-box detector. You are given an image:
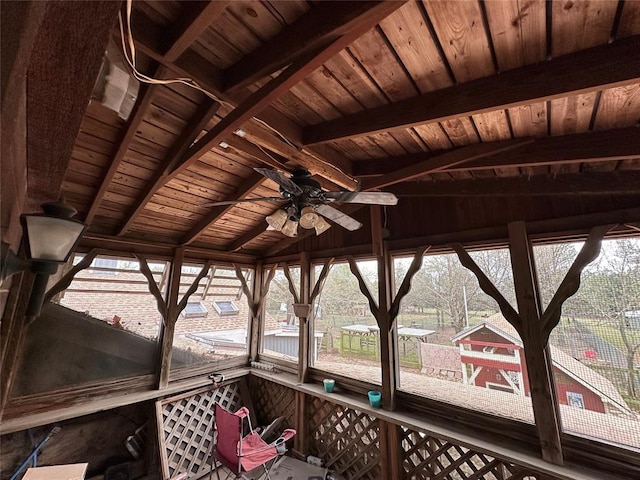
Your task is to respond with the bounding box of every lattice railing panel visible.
[307,396,381,480]
[248,376,296,429]
[155,382,243,480]
[399,426,546,480]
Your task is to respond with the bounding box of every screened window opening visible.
[394,248,533,423]
[171,265,252,371]
[311,260,380,384]
[537,237,640,450]
[261,267,301,363]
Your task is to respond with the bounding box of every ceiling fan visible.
[205,167,398,237]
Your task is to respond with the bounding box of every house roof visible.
[452,313,632,415]
[24,0,637,259]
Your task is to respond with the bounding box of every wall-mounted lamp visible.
[1,199,87,318]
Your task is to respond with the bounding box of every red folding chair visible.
[211,404,296,480]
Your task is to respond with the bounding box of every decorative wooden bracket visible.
[281,257,335,321]
[347,256,380,322]
[137,254,211,325]
[43,249,99,304]
[388,246,430,324]
[540,224,613,341]
[235,263,276,320]
[348,248,430,331]
[452,244,523,336]
[282,263,301,304]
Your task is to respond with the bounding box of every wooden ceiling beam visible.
[181,171,267,246]
[129,15,354,178]
[85,69,165,224]
[163,1,230,63]
[130,1,408,191]
[353,127,640,177]
[458,127,640,171]
[303,35,640,145]
[226,222,269,253]
[117,99,220,236]
[387,172,640,197]
[360,138,534,191]
[223,1,405,93]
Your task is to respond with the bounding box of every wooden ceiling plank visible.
[180,171,268,245]
[361,138,534,190]
[223,1,405,93]
[117,99,220,236]
[303,35,640,145]
[388,171,640,197]
[163,1,231,63]
[225,222,270,253]
[85,74,164,224]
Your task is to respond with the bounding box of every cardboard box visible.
[23,463,88,480]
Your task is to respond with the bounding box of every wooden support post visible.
[248,262,263,362]
[294,390,308,455]
[372,206,397,410]
[157,247,184,389]
[379,419,403,479]
[298,252,311,383]
[508,221,563,464]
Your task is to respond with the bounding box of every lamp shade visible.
[22,214,87,262]
[314,216,331,235]
[265,209,288,231]
[280,219,299,237]
[298,206,319,229]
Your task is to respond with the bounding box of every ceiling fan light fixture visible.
[266,209,288,231]
[314,216,331,235]
[280,219,298,237]
[298,206,319,229]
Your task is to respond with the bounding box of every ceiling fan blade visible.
[315,204,363,231]
[202,197,284,207]
[255,168,304,196]
[324,191,398,205]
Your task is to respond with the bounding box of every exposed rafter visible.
[388,172,640,197]
[223,1,406,93]
[354,128,640,177]
[162,1,230,63]
[85,73,163,224]
[360,138,534,191]
[303,35,640,145]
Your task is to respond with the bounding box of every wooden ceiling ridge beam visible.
[128,12,355,179]
[181,171,268,246]
[85,68,166,224]
[116,99,220,236]
[303,35,640,145]
[360,138,534,191]
[223,1,403,93]
[163,1,231,63]
[387,171,640,197]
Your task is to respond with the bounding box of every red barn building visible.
[451,314,632,416]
